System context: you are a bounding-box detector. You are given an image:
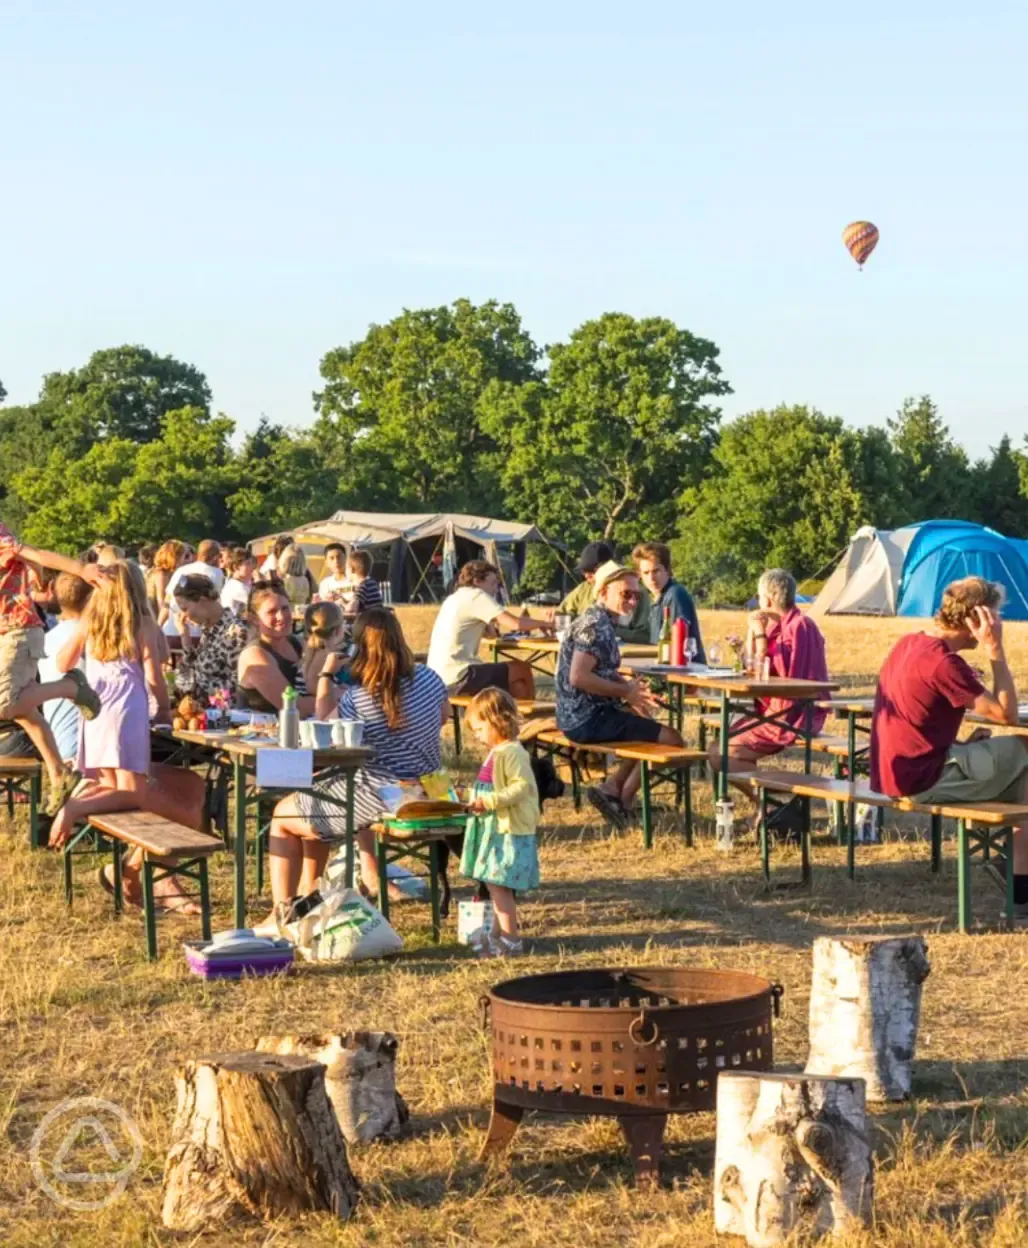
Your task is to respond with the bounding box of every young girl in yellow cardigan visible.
[461,687,539,957]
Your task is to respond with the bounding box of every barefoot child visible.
[0,522,104,811]
[461,688,539,957]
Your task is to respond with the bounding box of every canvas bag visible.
[278,884,403,963]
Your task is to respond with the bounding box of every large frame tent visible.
[250,511,560,604]
[810,520,1028,619]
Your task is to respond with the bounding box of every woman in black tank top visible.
[237,585,314,715]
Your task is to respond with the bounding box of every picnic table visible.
[154,727,373,927]
[490,635,658,676]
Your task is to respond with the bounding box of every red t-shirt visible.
[0,523,40,634]
[870,632,984,797]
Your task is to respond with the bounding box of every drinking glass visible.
[686,637,698,664]
[707,642,722,667]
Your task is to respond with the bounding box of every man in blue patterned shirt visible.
[555,561,684,828]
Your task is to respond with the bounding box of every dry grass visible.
[4,612,1028,1246]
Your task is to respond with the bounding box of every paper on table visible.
[255,748,314,789]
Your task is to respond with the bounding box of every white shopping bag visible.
[457,900,493,947]
[279,885,403,963]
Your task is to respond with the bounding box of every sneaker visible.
[586,786,629,831]
[467,925,494,956]
[489,933,525,958]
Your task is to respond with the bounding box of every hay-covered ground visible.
[3,609,1028,1247]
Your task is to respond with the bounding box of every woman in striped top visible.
[265,607,450,908]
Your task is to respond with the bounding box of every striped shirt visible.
[351,578,383,615]
[337,664,446,780]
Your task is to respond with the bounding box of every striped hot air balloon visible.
[842,221,879,269]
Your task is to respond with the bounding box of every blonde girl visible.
[279,544,312,607]
[461,688,539,957]
[301,600,348,690]
[150,539,185,632]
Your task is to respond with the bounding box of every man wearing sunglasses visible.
[555,561,684,829]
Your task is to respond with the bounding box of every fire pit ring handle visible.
[628,1010,660,1047]
[479,994,492,1031]
[771,983,784,1019]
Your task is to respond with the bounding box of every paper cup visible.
[340,720,364,747]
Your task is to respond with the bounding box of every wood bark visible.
[714,1072,872,1247]
[805,934,930,1101]
[257,1030,408,1143]
[161,1051,359,1231]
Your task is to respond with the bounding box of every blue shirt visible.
[338,664,447,781]
[555,605,622,737]
[649,577,705,663]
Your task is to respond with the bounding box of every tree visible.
[673,406,874,603]
[10,406,235,551]
[314,299,541,512]
[35,345,211,450]
[888,396,973,522]
[970,435,1028,536]
[486,312,729,551]
[227,418,342,540]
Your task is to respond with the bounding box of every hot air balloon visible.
[842,220,879,269]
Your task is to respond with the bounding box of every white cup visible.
[331,720,347,746]
[298,720,316,748]
[339,720,364,748]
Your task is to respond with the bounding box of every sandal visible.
[66,668,101,721]
[96,865,164,914]
[586,786,629,831]
[45,767,82,817]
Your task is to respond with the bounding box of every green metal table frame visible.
[374,824,463,944]
[3,765,43,848]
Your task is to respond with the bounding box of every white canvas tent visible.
[810,526,919,617]
[251,510,558,603]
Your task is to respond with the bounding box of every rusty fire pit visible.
[479,966,782,1184]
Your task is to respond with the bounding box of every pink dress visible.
[730,608,828,756]
[77,651,151,777]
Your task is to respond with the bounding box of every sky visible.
[3,0,1027,456]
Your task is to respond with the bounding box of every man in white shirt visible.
[316,543,352,605]
[164,539,225,640]
[426,559,552,699]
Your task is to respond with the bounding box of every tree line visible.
[2,300,1025,603]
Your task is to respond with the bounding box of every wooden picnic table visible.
[631,668,840,801]
[490,635,657,676]
[154,727,373,928]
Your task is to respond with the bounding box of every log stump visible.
[257,1030,408,1143]
[161,1051,360,1231]
[805,933,930,1101]
[714,1072,872,1247]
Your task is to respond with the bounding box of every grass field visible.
[3,609,1028,1246]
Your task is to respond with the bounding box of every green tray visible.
[383,813,469,832]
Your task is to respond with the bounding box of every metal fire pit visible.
[479,966,782,1184]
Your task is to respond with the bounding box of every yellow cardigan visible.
[479,741,539,836]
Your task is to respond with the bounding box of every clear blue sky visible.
[3,1,1026,456]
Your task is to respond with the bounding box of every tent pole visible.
[406,539,439,603]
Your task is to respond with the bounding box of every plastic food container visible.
[184,929,295,979]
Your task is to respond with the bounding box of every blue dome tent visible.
[811,521,1028,620]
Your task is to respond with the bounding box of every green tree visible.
[11,406,235,551]
[0,403,59,528]
[888,396,973,522]
[673,406,874,603]
[314,299,541,511]
[227,418,342,539]
[969,435,1028,536]
[486,313,729,550]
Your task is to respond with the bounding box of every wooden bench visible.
[530,729,706,848]
[749,769,1028,933]
[449,695,556,756]
[0,757,44,848]
[78,812,223,959]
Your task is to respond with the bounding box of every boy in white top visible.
[163,539,225,640]
[317,543,353,607]
[426,559,552,699]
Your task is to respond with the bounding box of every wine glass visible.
[707,642,722,667]
[686,636,698,665]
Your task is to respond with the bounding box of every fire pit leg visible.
[479,1098,523,1161]
[618,1113,667,1187]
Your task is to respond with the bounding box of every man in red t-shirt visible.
[871,576,1028,915]
[0,523,104,810]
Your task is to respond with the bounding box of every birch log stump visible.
[805,934,930,1101]
[714,1072,872,1247]
[161,1052,360,1231]
[257,1030,408,1143]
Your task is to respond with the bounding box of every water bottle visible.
[715,798,735,852]
[279,686,300,749]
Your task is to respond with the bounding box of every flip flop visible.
[586,786,629,831]
[155,892,202,917]
[96,865,169,915]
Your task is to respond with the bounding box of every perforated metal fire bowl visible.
[479,966,782,1184]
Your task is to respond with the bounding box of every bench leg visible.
[760,788,771,886]
[429,840,443,944]
[5,779,12,819]
[683,767,693,848]
[570,752,581,811]
[29,771,41,849]
[930,813,942,874]
[800,797,811,887]
[142,860,158,960]
[376,838,390,922]
[63,845,74,906]
[640,762,653,850]
[199,859,212,942]
[452,707,462,758]
[957,818,971,934]
[833,758,846,845]
[846,797,856,880]
[112,845,123,915]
